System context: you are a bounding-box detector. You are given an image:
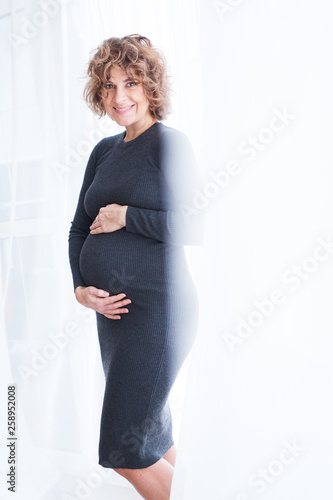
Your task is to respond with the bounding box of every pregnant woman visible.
[68,34,203,500]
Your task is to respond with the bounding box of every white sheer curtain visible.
[1,0,203,499]
[172,0,333,499]
[1,0,333,499]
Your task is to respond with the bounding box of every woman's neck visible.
[123,118,158,142]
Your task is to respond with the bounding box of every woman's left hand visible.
[90,204,128,234]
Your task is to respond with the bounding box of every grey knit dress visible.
[68,122,203,469]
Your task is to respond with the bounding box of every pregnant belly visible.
[79,228,180,296]
[80,229,198,336]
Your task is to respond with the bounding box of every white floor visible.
[39,475,143,500]
[73,483,142,499]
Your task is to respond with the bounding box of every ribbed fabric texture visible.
[68,122,203,469]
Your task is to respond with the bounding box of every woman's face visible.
[101,66,153,128]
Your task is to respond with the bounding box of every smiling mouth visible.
[113,105,135,114]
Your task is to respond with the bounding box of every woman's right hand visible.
[74,286,131,320]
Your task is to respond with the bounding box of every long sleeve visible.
[68,143,99,291]
[125,128,205,246]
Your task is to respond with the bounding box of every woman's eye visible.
[104,81,139,91]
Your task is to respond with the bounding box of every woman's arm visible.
[125,128,205,246]
[68,144,98,291]
[125,205,199,244]
[68,142,132,320]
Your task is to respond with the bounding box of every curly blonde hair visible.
[83,34,172,120]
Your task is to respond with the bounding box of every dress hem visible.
[98,441,175,470]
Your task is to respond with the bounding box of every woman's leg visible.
[114,457,174,500]
[163,444,177,467]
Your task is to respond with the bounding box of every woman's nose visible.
[114,87,127,104]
